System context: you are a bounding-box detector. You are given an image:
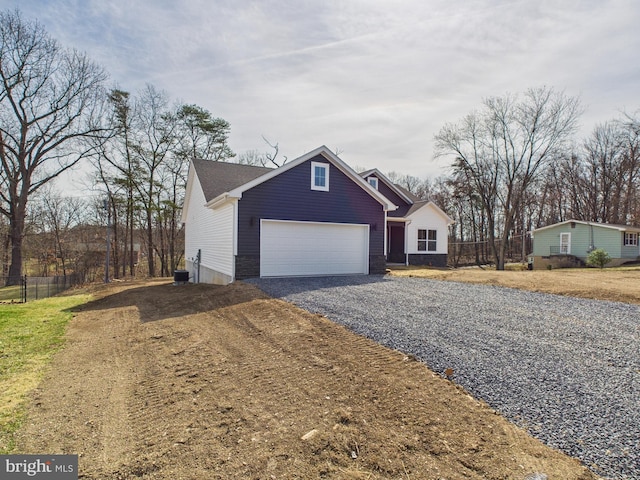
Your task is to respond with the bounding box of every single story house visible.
[181,146,453,284]
[530,219,640,269]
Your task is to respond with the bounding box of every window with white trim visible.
[418,229,437,251]
[311,162,329,191]
[368,177,378,189]
[624,232,638,246]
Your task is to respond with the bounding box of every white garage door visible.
[260,220,369,277]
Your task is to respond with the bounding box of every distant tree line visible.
[1,9,639,279]
[393,94,639,269]
[0,9,260,282]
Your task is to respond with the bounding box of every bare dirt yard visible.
[14,273,609,479]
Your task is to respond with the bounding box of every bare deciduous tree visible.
[128,85,177,277]
[237,136,287,168]
[28,189,87,276]
[435,87,581,269]
[260,136,287,167]
[0,9,107,282]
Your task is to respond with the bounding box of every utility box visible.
[173,270,189,284]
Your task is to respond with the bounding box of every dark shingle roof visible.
[191,159,273,202]
[387,199,432,217]
[393,183,423,203]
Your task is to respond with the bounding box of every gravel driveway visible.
[246,275,640,480]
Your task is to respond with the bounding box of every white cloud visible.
[11,0,640,181]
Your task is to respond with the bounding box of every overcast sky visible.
[9,0,640,180]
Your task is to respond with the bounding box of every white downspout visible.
[232,199,238,282]
[383,211,388,259]
[404,220,412,266]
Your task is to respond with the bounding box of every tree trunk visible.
[496,239,506,271]
[2,232,10,277]
[146,210,155,277]
[128,188,135,277]
[7,202,26,285]
[109,201,119,279]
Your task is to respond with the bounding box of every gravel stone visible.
[246,275,640,480]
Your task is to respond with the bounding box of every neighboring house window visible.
[418,229,437,251]
[624,232,638,246]
[368,177,378,189]
[311,162,329,191]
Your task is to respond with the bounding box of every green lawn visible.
[0,284,23,302]
[0,293,91,453]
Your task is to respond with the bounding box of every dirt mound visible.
[17,280,597,479]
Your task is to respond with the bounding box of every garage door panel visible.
[261,220,369,277]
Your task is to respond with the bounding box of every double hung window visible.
[624,232,638,246]
[311,162,329,191]
[418,229,437,251]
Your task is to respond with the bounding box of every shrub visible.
[587,248,611,269]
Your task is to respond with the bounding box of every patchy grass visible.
[0,294,91,453]
[388,264,640,304]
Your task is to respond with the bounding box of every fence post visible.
[23,275,27,303]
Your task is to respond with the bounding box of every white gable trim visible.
[206,193,234,210]
[359,168,414,205]
[398,201,454,225]
[181,160,197,224]
[205,146,397,212]
[532,219,640,234]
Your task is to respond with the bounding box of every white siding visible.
[406,204,450,255]
[184,172,235,282]
[208,203,234,276]
[183,174,208,265]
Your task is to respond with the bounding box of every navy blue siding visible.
[238,156,385,257]
[370,175,410,209]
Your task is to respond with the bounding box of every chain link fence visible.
[1,274,84,303]
[0,276,26,303]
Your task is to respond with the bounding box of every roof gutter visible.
[206,192,240,210]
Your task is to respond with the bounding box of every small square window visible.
[368,177,378,189]
[311,162,329,191]
[624,232,638,246]
[418,229,437,251]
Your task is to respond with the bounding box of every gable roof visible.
[359,168,453,224]
[532,219,640,234]
[203,145,397,211]
[405,200,454,224]
[393,183,422,203]
[359,168,416,205]
[191,159,273,202]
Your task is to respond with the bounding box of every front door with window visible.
[560,232,571,254]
